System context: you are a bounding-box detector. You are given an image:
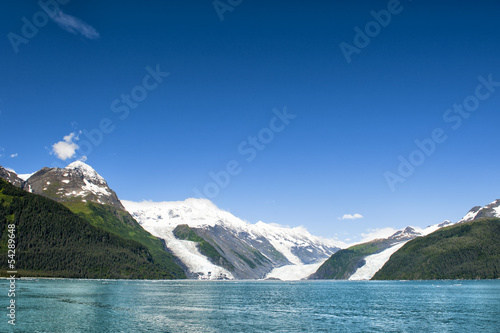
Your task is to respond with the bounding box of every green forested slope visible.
[0,179,184,279]
[310,240,391,279]
[64,201,185,278]
[372,219,500,280]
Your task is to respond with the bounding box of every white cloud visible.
[50,8,100,39]
[359,227,398,243]
[51,131,81,161]
[338,213,364,220]
[10,153,18,158]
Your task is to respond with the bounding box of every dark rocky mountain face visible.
[0,166,24,188]
[24,161,125,211]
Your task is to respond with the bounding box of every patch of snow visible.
[494,205,500,218]
[43,188,47,191]
[460,209,480,222]
[18,173,34,181]
[349,241,408,281]
[82,179,110,196]
[46,181,50,185]
[61,180,70,184]
[265,261,326,281]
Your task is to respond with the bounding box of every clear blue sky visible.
[1,0,500,242]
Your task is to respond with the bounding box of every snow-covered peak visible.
[458,199,500,223]
[388,226,421,241]
[65,161,106,184]
[459,206,482,223]
[121,198,248,229]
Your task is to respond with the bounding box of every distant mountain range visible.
[311,200,500,280]
[0,162,339,280]
[1,162,499,280]
[122,199,339,280]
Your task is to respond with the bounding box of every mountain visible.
[0,166,24,188]
[24,161,124,210]
[372,218,500,280]
[458,199,500,223]
[309,222,452,280]
[0,179,181,279]
[122,199,340,280]
[0,162,186,279]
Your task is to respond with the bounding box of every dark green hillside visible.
[64,201,185,279]
[173,224,234,271]
[310,240,391,279]
[0,179,184,279]
[372,218,500,280]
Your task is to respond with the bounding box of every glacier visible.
[348,241,408,280]
[122,198,339,280]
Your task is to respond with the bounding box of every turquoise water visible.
[1,279,499,332]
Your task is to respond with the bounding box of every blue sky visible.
[1,0,500,242]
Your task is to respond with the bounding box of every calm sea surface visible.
[1,279,499,332]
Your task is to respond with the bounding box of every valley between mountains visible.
[1,162,499,280]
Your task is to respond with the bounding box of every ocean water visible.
[1,279,499,332]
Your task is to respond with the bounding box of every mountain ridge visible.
[122,199,340,280]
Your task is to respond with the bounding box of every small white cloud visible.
[338,213,364,220]
[51,132,80,161]
[10,153,18,158]
[49,8,100,39]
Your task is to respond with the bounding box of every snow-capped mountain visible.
[344,220,456,281]
[24,161,124,210]
[122,199,340,280]
[344,202,500,281]
[458,199,500,223]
